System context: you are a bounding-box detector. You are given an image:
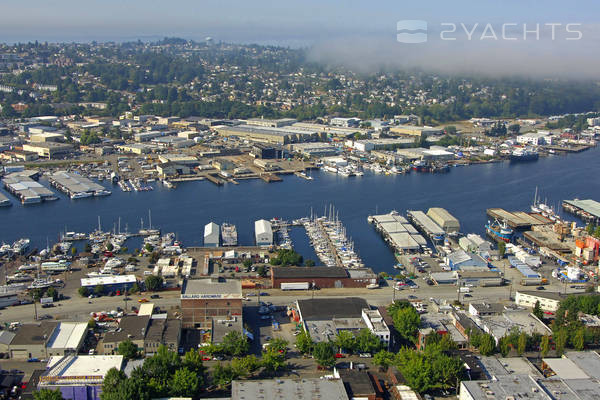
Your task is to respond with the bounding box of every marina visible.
[368,212,427,254]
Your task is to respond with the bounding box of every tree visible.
[295,329,314,354]
[231,355,261,378]
[220,331,249,356]
[78,286,89,297]
[212,363,238,389]
[269,249,303,267]
[555,328,568,356]
[182,349,206,377]
[243,259,253,269]
[334,331,356,354]
[169,367,199,397]
[304,259,316,267]
[106,242,114,252]
[533,301,544,320]
[101,368,127,399]
[508,124,521,135]
[261,346,287,374]
[94,284,104,296]
[478,334,496,356]
[573,327,585,351]
[313,341,336,368]
[540,335,550,357]
[517,332,527,355]
[46,286,58,301]
[34,389,64,400]
[390,304,421,344]
[444,125,457,135]
[256,265,266,277]
[373,350,395,370]
[117,339,138,359]
[497,241,506,258]
[355,329,383,354]
[145,275,163,291]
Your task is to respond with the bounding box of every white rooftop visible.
[47,322,87,350]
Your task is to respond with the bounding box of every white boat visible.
[12,238,30,254]
[94,189,112,197]
[71,192,93,199]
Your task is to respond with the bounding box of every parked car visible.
[138,298,149,303]
[150,294,160,299]
[359,353,371,358]
[335,353,345,359]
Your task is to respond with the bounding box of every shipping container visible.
[281,282,310,290]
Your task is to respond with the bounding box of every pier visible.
[260,173,282,183]
[563,199,600,224]
[486,208,550,229]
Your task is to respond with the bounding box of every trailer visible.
[521,277,543,286]
[280,282,310,290]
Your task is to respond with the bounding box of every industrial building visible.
[369,213,427,253]
[37,355,124,400]
[330,117,361,128]
[245,117,297,128]
[204,222,220,247]
[390,125,443,137]
[407,210,445,241]
[180,277,243,332]
[231,379,349,400]
[45,322,89,357]
[516,131,552,146]
[8,321,88,360]
[345,138,414,152]
[270,266,377,289]
[103,315,181,356]
[49,171,110,198]
[215,125,326,144]
[2,171,56,204]
[288,142,339,157]
[254,219,273,246]
[80,275,137,294]
[515,291,565,312]
[22,142,73,158]
[426,207,460,233]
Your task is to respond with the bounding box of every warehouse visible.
[204,222,220,247]
[390,125,443,137]
[215,125,325,145]
[407,210,445,240]
[45,322,88,357]
[38,355,124,400]
[427,207,460,233]
[2,172,56,204]
[270,266,377,289]
[22,142,73,158]
[49,171,110,198]
[515,291,565,312]
[254,219,273,246]
[80,275,136,294]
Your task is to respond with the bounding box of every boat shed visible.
[427,207,460,233]
[254,219,273,246]
[204,222,220,247]
[407,210,445,238]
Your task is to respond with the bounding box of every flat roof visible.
[181,278,242,298]
[80,274,136,287]
[231,378,349,400]
[543,357,589,379]
[11,322,57,346]
[564,351,600,380]
[47,322,87,350]
[564,199,600,219]
[338,369,375,397]
[272,266,348,279]
[43,355,123,384]
[408,210,445,236]
[297,297,369,321]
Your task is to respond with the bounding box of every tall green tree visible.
[220,331,249,356]
[169,367,199,397]
[34,389,64,400]
[355,329,383,354]
[517,332,527,355]
[295,329,314,354]
[533,301,544,320]
[540,335,550,357]
[573,327,585,351]
[334,331,356,353]
[313,341,336,368]
[478,334,497,356]
[117,339,138,359]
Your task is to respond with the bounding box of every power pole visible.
[32,293,37,321]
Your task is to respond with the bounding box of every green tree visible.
[295,329,314,354]
[220,331,249,356]
[478,334,496,356]
[586,224,595,235]
[46,286,58,301]
[243,259,253,269]
[555,328,568,356]
[78,286,89,297]
[34,389,64,400]
[497,241,506,258]
[117,339,138,359]
[182,349,206,377]
[573,327,585,351]
[355,329,383,354]
[101,368,127,400]
[231,354,261,378]
[533,300,544,320]
[94,284,104,296]
[540,335,550,357]
[373,350,395,370]
[508,124,521,134]
[256,265,266,277]
[304,259,316,267]
[444,125,457,135]
[313,341,336,368]
[106,242,114,252]
[390,303,421,344]
[269,249,303,266]
[334,330,356,353]
[169,367,199,397]
[517,332,527,355]
[145,275,163,291]
[261,346,287,374]
[212,363,238,389]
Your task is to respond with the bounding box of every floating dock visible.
[205,174,224,186]
[260,173,282,183]
[486,208,550,229]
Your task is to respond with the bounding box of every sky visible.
[2,0,599,78]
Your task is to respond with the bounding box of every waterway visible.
[2,147,599,274]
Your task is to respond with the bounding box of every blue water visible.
[2,147,600,274]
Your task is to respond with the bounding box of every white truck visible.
[458,287,471,293]
[281,282,310,290]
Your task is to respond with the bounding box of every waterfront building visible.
[254,219,273,246]
[204,222,220,247]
